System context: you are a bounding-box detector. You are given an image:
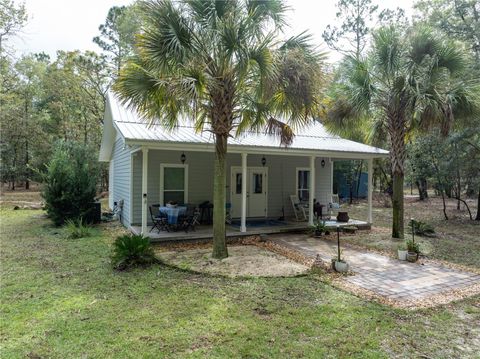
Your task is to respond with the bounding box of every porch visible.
[131,218,370,242]
[132,147,376,237]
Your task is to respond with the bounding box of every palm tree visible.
[114,0,325,258]
[325,25,479,238]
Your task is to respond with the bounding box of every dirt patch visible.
[156,245,309,278]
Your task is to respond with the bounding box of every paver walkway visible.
[271,234,480,304]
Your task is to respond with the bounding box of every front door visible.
[230,167,267,218]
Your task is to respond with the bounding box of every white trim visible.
[141,148,149,235]
[159,163,189,206]
[309,156,316,226]
[108,159,114,210]
[124,140,389,159]
[241,153,247,232]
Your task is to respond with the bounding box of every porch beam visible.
[367,158,373,223]
[309,156,315,226]
[141,147,149,235]
[241,153,247,232]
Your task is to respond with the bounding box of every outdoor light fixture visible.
[261,156,266,166]
[321,159,326,167]
[180,152,186,164]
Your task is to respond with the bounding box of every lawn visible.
[1,197,479,358]
[344,195,480,269]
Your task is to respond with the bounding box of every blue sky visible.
[13,0,414,62]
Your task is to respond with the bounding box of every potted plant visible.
[334,226,349,272]
[397,243,408,261]
[406,240,420,262]
[311,221,327,237]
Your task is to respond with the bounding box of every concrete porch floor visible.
[131,218,370,242]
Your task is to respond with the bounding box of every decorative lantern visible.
[261,156,266,166]
[321,159,326,168]
[180,152,186,164]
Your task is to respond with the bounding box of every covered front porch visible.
[132,218,370,242]
[132,146,376,238]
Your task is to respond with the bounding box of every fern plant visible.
[65,219,96,239]
[409,220,435,237]
[112,235,159,270]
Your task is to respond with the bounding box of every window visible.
[253,173,263,194]
[160,164,188,205]
[235,173,242,194]
[297,169,310,202]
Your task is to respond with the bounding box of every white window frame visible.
[296,167,310,202]
[160,164,189,206]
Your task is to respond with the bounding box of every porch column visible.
[241,153,247,232]
[141,147,149,235]
[367,158,373,223]
[309,156,315,226]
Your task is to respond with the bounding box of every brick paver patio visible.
[270,234,480,303]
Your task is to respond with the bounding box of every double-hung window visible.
[160,164,188,205]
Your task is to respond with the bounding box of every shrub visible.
[64,219,96,239]
[111,234,159,270]
[406,239,420,254]
[409,220,435,236]
[41,141,98,226]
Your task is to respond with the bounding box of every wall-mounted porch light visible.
[321,159,326,167]
[180,152,186,164]
[261,156,266,166]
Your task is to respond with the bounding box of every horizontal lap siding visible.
[130,149,332,224]
[131,150,215,224]
[112,137,131,225]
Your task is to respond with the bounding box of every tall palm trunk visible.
[388,108,407,239]
[212,133,228,259]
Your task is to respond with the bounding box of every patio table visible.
[159,206,187,225]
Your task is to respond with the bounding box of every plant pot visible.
[325,230,330,235]
[406,252,418,263]
[335,260,349,273]
[337,212,349,223]
[314,230,323,237]
[397,249,408,261]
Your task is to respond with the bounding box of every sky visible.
[12,0,415,62]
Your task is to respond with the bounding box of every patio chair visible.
[328,194,341,220]
[149,204,168,232]
[179,205,200,233]
[290,195,308,221]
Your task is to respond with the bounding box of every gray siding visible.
[111,136,131,225]
[130,149,332,224]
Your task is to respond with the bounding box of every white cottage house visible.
[99,92,388,239]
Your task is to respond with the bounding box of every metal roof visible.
[106,92,389,157]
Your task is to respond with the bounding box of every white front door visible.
[230,167,267,218]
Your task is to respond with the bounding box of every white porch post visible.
[309,156,315,226]
[141,147,149,235]
[367,158,373,223]
[240,153,248,232]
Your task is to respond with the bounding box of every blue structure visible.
[333,170,368,199]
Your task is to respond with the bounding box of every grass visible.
[1,207,480,358]
[344,196,480,268]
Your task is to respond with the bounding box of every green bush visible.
[41,141,98,226]
[406,239,420,253]
[111,234,159,270]
[409,220,435,236]
[64,219,96,239]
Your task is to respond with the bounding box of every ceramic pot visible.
[337,212,350,223]
[406,252,418,262]
[398,249,408,261]
[335,261,349,273]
